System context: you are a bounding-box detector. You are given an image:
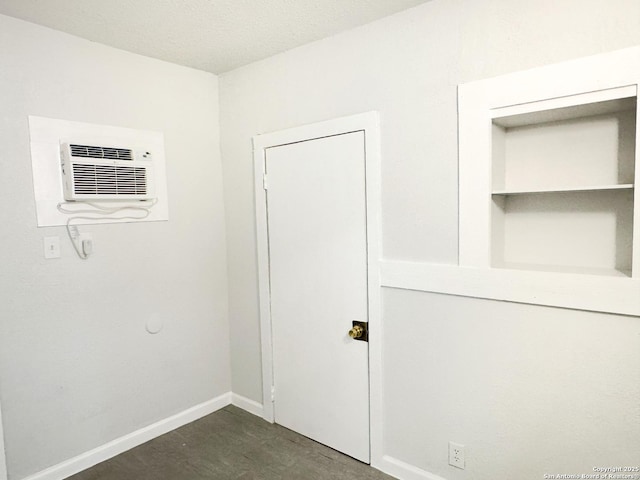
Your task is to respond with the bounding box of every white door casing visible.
[253,112,382,465]
[0,403,7,480]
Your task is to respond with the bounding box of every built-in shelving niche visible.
[490,88,637,277]
[454,46,640,314]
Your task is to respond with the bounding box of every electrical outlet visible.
[449,441,465,469]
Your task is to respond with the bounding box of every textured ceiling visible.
[0,0,431,74]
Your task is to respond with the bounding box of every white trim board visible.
[11,389,450,480]
[380,261,640,317]
[231,393,264,418]
[377,455,448,480]
[252,112,383,466]
[0,404,7,480]
[21,393,231,480]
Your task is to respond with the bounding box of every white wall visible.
[219,0,640,477]
[0,15,230,479]
[384,290,640,478]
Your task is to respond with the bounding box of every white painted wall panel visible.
[383,288,640,478]
[219,0,640,477]
[0,15,230,479]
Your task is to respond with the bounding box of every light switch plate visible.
[44,236,61,259]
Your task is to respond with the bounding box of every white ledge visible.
[380,261,640,317]
[492,183,634,195]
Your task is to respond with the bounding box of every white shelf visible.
[492,184,634,195]
[491,87,637,128]
[495,262,632,278]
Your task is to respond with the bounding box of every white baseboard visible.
[231,393,264,418]
[376,455,449,480]
[18,393,428,480]
[22,392,232,480]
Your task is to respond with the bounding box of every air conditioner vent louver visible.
[61,142,155,201]
[71,163,148,196]
[70,144,133,161]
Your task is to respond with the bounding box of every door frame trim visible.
[252,112,382,465]
[0,402,7,480]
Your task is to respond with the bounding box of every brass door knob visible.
[349,325,364,339]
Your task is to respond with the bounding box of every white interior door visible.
[265,131,370,463]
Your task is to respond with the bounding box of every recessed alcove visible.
[489,93,637,277]
[458,46,640,311]
[491,189,634,276]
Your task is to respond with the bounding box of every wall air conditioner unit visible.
[60,142,156,201]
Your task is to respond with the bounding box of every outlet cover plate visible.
[449,441,465,469]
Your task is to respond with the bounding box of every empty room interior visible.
[0,0,639,479]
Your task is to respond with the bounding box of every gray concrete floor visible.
[67,405,396,480]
